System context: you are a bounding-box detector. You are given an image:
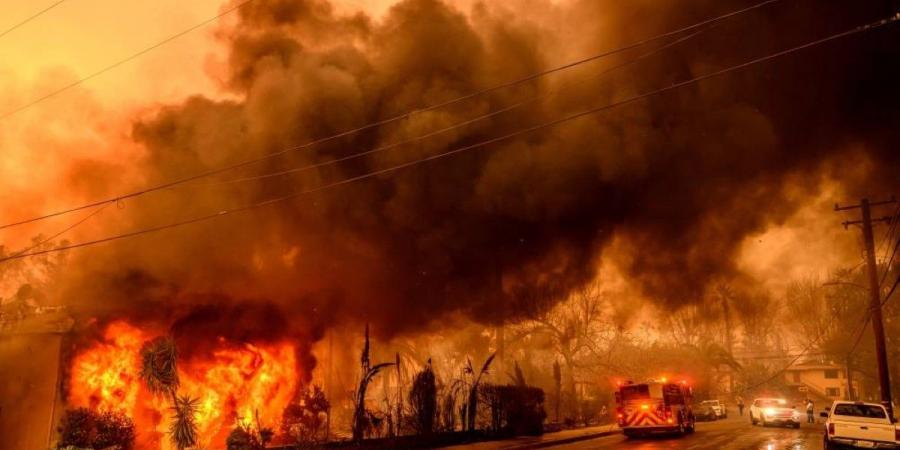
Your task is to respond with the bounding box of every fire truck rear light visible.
[641,404,649,410]
[617,413,623,419]
[828,423,835,435]
[667,418,674,424]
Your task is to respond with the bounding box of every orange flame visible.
[69,321,146,413]
[68,322,300,450]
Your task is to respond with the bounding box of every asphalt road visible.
[555,414,825,450]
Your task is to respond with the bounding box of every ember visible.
[68,322,300,449]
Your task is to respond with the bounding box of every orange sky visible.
[0,0,400,250]
[0,0,402,106]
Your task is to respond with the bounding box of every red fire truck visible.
[614,379,695,437]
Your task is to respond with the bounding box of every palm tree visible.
[170,395,199,450]
[140,336,179,401]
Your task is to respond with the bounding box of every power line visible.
[738,315,839,394]
[882,235,900,286]
[5,203,110,260]
[0,0,68,40]
[0,0,258,122]
[841,204,900,355]
[848,274,900,355]
[878,207,900,287]
[0,0,783,230]
[754,253,900,394]
[876,203,899,261]
[848,315,870,357]
[1,12,896,264]
[194,29,709,188]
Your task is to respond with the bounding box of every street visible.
[555,415,824,450]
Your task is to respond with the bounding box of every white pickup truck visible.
[822,401,900,449]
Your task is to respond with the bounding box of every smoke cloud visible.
[26,0,898,355]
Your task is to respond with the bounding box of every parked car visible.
[695,403,718,422]
[822,401,900,449]
[749,398,800,428]
[700,400,727,419]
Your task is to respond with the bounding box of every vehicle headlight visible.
[792,411,800,419]
[764,408,776,416]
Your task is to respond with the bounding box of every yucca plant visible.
[140,336,180,401]
[442,378,464,431]
[465,352,496,432]
[351,324,394,442]
[170,395,200,450]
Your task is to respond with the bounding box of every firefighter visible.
[806,399,815,423]
[737,397,745,416]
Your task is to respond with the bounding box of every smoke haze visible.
[1,0,898,356]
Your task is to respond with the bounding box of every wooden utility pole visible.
[716,285,735,395]
[845,355,855,401]
[836,196,896,418]
[326,331,333,441]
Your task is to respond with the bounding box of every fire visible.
[179,341,299,446]
[68,322,300,450]
[69,321,146,413]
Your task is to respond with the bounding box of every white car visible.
[822,401,899,449]
[749,398,801,428]
[700,400,727,418]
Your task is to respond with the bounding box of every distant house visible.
[783,363,866,402]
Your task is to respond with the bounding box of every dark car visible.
[695,404,718,421]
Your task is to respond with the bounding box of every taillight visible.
[828,423,835,435]
[894,427,899,442]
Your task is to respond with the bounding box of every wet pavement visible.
[555,414,824,450]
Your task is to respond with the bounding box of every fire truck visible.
[614,379,696,437]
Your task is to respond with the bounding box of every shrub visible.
[58,408,95,449]
[281,385,330,444]
[479,384,546,436]
[226,425,259,450]
[94,410,136,450]
[57,408,135,450]
[408,362,437,435]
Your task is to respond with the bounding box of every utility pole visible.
[836,196,896,418]
[326,331,333,441]
[846,355,855,401]
[717,284,735,395]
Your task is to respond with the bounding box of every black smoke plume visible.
[58,0,899,348]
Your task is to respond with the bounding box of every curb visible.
[503,428,620,450]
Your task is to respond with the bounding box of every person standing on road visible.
[806,399,815,423]
[737,397,745,416]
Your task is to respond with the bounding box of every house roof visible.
[785,364,843,371]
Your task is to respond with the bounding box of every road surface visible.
[555,414,824,450]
